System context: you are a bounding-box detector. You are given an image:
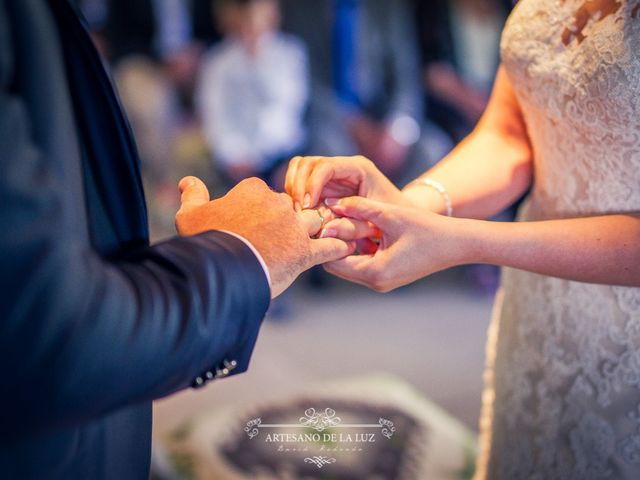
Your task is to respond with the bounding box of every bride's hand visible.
[321,197,472,292]
[284,155,411,212]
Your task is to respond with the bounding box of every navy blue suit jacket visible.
[0,0,270,478]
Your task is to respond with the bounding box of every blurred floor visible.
[153,269,495,440]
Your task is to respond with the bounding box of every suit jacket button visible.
[192,376,205,388]
[224,359,238,371]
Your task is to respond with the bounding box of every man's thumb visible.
[309,237,357,267]
[178,176,210,212]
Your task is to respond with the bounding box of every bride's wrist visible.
[366,170,414,207]
[444,217,490,267]
[456,218,507,267]
[402,180,453,215]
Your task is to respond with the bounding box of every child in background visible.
[196,0,309,188]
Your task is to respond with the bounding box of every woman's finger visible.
[304,162,337,209]
[304,159,361,208]
[325,196,391,225]
[284,156,302,204]
[320,217,380,241]
[292,156,320,209]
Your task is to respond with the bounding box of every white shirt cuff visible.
[220,230,272,292]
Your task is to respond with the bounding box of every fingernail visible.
[320,228,338,239]
[294,201,301,212]
[324,198,339,207]
[303,193,312,209]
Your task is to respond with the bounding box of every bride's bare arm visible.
[467,214,640,287]
[324,198,640,290]
[403,66,534,219]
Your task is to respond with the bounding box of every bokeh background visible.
[75,1,515,478]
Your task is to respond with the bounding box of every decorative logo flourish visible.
[244,418,262,439]
[299,408,342,432]
[304,456,337,469]
[242,409,398,470]
[243,409,395,441]
[379,418,396,439]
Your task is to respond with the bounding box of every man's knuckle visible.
[242,177,266,189]
[277,192,294,208]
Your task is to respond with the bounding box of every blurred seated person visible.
[79,0,221,240]
[78,0,213,191]
[416,0,514,292]
[192,0,225,47]
[281,0,447,185]
[104,0,205,92]
[195,0,309,188]
[416,0,511,142]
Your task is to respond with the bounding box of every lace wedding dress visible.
[475,1,640,478]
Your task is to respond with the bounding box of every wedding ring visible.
[316,209,325,228]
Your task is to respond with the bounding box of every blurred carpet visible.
[153,269,494,443]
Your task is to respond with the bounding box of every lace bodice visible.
[476,1,640,478]
[504,0,640,218]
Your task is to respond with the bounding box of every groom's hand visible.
[175,176,356,298]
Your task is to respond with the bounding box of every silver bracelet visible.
[409,178,453,217]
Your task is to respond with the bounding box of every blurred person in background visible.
[192,0,225,46]
[280,0,451,187]
[105,0,202,181]
[415,0,513,292]
[196,0,309,189]
[416,0,512,143]
[76,0,221,238]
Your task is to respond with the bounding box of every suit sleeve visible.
[0,2,270,436]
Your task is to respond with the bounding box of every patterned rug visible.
[157,374,477,480]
